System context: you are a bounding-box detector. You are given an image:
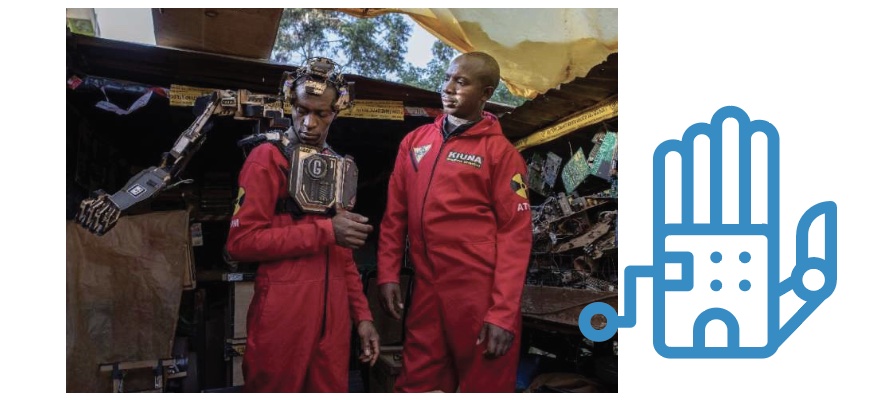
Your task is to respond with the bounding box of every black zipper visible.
[419,135,456,280]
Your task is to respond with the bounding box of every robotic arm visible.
[75,88,290,235]
[76,56,354,236]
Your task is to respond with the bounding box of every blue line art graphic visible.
[578,106,837,358]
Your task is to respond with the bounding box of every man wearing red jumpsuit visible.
[377,52,533,392]
[226,66,380,392]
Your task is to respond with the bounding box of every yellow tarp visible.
[335,8,618,99]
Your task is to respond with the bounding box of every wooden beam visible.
[99,358,176,372]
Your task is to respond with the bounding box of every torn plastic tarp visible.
[68,74,168,98]
[336,8,618,98]
[67,74,169,116]
[95,87,154,115]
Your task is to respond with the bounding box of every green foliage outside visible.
[272,9,526,107]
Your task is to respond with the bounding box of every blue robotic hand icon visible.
[579,106,837,358]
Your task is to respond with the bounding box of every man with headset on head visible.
[226,57,380,392]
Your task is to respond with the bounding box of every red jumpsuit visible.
[226,143,373,392]
[377,112,533,392]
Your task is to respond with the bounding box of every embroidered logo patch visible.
[511,173,528,199]
[413,144,432,164]
[233,187,245,215]
[446,151,483,168]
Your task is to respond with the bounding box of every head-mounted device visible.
[280,57,355,111]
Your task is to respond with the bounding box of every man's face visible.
[291,86,337,146]
[441,57,494,120]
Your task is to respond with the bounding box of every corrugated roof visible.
[499,52,618,141]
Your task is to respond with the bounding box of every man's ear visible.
[483,86,496,101]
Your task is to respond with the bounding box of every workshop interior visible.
[66,8,619,393]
